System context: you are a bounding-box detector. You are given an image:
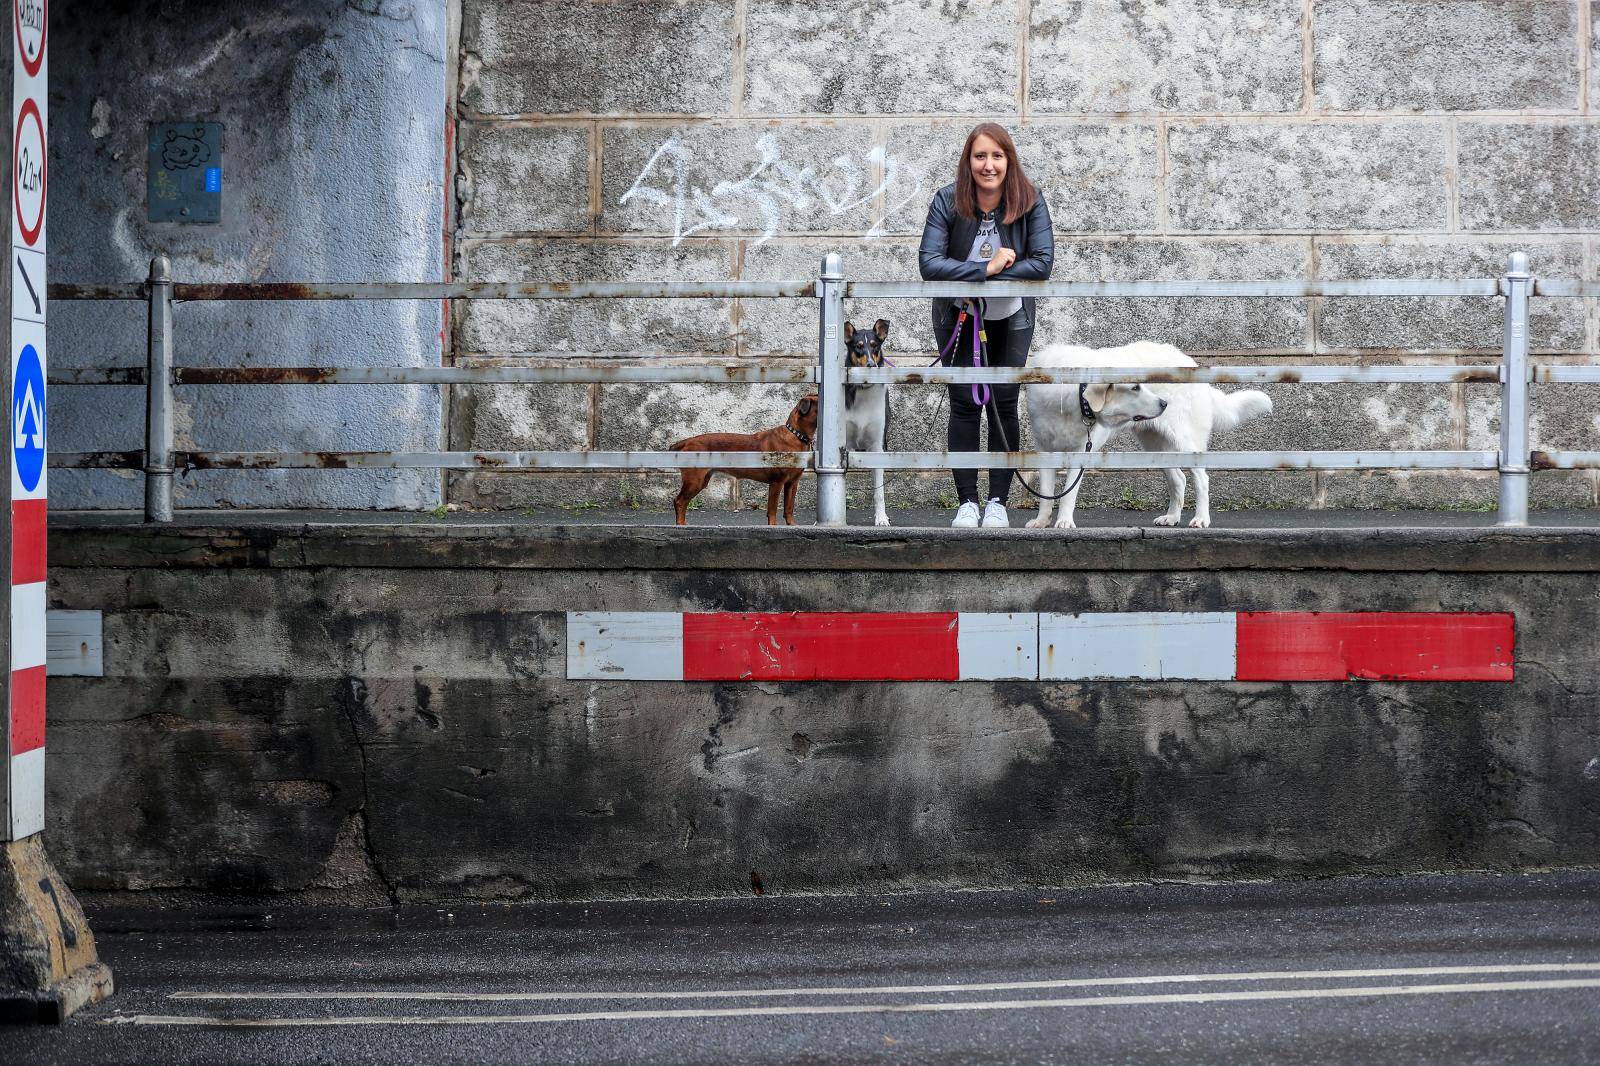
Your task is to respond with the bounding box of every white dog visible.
[1023,342,1273,530]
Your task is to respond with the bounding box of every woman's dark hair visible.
[954,122,1038,224]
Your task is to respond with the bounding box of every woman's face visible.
[968,134,1008,197]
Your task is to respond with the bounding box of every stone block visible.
[1034,238,1310,351]
[461,0,736,115]
[1458,124,1600,231]
[450,383,591,452]
[1314,0,1580,112]
[456,238,736,355]
[457,122,590,234]
[1593,2,1600,114]
[1030,0,1303,113]
[882,121,1161,235]
[600,123,884,240]
[743,0,1020,115]
[739,237,920,356]
[1315,239,1587,352]
[1168,122,1448,231]
[1465,383,1600,452]
[1266,381,1458,450]
[596,383,811,451]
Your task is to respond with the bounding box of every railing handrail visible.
[62,276,1600,302]
[46,252,1599,527]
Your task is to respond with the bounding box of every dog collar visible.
[785,422,812,446]
[1078,383,1095,424]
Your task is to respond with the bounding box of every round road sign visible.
[14,0,45,79]
[14,96,44,246]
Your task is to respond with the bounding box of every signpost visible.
[0,0,111,1023]
[5,0,44,842]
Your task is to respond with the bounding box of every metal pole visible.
[1497,252,1531,527]
[145,255,174,523]
[815,252,847,526]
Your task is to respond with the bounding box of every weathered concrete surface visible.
[1314,0,1581,112]
[0,838,113,1022]
[53,0,447,510]
[1029,0,1304,113]
[41,516,1600,903]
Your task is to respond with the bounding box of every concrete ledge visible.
[48,511,1600,574]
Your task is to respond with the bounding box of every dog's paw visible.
[873,514,891,527]
[1024,515,1053,529]
[1052,517,1077,530]
[1188,515,1211,529]
[1152,514,1182,527]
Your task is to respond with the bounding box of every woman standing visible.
[918,123,1054,528]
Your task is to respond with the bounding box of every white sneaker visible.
[951,501,981,528]
[982,498,1009,528]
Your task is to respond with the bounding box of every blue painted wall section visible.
[51,0,447,509]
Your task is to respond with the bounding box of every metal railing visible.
[47,252,1600,527]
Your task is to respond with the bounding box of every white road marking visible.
[169,962,1600,1003]
[114,976,1600,1028]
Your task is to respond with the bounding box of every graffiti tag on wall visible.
[619,132,924,245]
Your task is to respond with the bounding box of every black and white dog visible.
[843,319,891,527]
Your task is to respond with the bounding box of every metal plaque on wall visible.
[147,122,223,223]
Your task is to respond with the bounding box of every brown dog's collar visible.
[784,422,813,447]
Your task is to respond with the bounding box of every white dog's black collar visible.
[1078,383,1095,424]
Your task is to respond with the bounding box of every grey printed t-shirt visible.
[956,212,1021,321]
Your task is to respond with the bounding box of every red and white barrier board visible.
[568,612,1515,683]
[7,0,47,840]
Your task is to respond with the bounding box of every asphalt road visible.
[5,872,1600,1064]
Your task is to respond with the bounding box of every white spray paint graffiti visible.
[619,132,925,245]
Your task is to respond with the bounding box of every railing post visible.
[144,255,174,523]
[815,252,847,526]
[1497,251,1531,527]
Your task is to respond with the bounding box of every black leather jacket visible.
[918,181,1054,334]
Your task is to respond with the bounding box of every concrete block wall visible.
[451,0,1600,514]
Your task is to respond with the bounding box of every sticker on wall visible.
[148,122,223,223]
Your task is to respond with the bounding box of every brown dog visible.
[668,394,818,526]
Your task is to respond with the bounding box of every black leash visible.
[958,298,1094,502]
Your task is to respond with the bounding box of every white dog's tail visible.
[1210,388,1273,433]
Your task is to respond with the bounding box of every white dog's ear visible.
[1083,383,1111,413]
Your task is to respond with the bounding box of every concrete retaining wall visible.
[451,0,1600,516]
[41,517,1600,902]
[52,0,448,511]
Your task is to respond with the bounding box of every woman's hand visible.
[984,248,1017,276]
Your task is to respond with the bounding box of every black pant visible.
[939,313,1032,504]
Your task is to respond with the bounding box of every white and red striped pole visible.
[0,0,108,1025]
[4,0,47,842]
